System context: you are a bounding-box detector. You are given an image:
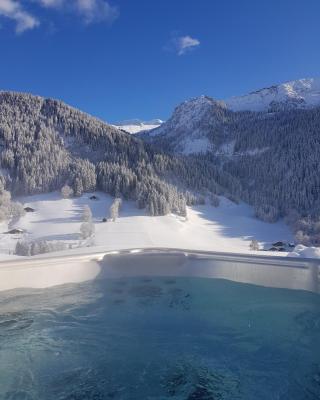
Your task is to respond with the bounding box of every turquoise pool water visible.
[0,276,319,399]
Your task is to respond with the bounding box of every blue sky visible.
[0,0,320,122]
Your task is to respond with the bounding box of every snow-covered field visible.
[113,119,163,134]
[288,244,320,258]
[0,192,295,261]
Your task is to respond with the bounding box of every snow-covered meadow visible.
[0,191,295,260]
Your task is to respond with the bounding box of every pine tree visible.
[61,184,74,198]
[83,205,93,222]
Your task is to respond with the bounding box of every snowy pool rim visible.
[1,247,319,268]
[0,248,319,293]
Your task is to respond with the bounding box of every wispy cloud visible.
[174,35,200,56]
[165,34,200,56]
[37,0,64,7]
[0,0,39,33]
[75,0,119,24]
[0,0,119,33]
[36,0,119,24]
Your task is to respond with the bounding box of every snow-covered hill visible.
[117,78,320,138]
[0,192,293,260]
[149,96,226,135]
[225,78,320,112]
[114,119,163,134]
[1,87,319,253]
[142,85,320,251]
[146,78,320,155]
[146,96,229,154]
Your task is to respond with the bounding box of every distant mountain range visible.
[141,78,320,246]
[0,91,222,217]
[145,77,320,155]
[116,78,320,135]
[0,78,320,245]
[225,78,320,112]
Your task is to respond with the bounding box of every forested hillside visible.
[0,91,237,218]
[145,97,320,245]
[1,90,319,246]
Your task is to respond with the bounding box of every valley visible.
[0,191,294,260]
[0,77,319,259]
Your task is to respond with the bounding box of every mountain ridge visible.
[0,90,234,217]
[146,77,320,155]
[225,77,320,112]
[0,87,319,246]
[142,83,320,246]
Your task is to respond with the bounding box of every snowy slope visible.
[288,244,320,258]
[117,78,320,137]
[146,78,320,155]
[113,119,163,134]
[0,192,293,260]
[149,96,225,137]
[147,96,227,154]
[225,78,320,112]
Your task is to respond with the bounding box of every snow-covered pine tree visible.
[61,184,74,198]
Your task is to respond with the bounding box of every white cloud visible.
[75,0,118,24]
[35,0,119,24]
[0,0,39,33]
[173,35,200,56]
[0,0,118,33]
[37,0,64,7]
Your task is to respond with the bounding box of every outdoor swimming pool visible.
[0,251,319,399]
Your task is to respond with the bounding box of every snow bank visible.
[0,192,295,261]
[0,257,101,292]
[288,244,320,259]
[113,119,163,134]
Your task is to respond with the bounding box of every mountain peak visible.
[145,95,229,153]
[225,77,320,112]
[169,95,226,124]
[180,95,226,109]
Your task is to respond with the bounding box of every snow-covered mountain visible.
[149,96,226,136]
[225,78,320,112]
[145,96,229,154]
[117,78,320,138]
[146,78,320,155]
[142,86,320,246]
[114,119,163,134]
[0,88,319,248]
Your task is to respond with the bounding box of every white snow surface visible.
[113,119,163,134]
[225,78,320,112]
[0,191,297,260]
[288,244,320,259]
